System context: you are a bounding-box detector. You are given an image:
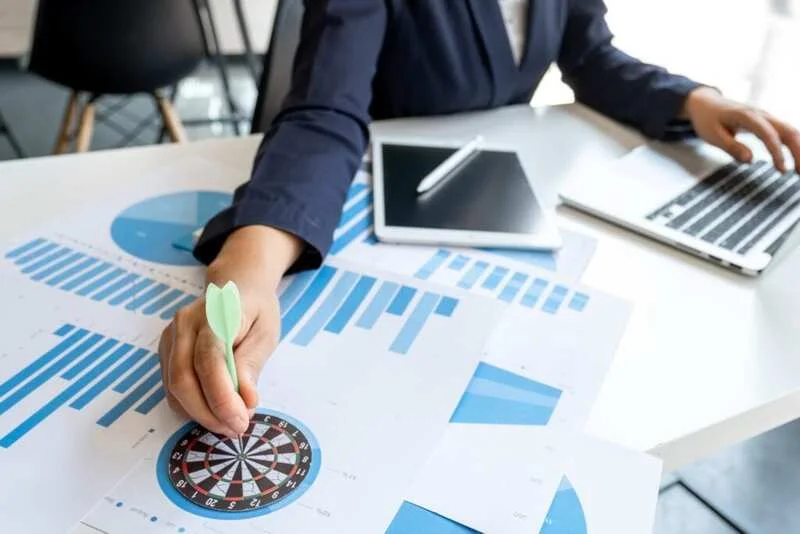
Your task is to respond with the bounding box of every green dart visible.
[205,280,242,392]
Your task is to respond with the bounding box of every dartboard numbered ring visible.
[157,410,321,520]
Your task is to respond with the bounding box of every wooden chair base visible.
[53,91,188,154]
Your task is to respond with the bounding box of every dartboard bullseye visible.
[157,410,321,520]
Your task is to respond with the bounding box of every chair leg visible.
[155,95,188,143]
[54,92,80,154]
[75,96,97,152]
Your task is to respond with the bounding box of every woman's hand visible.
[158,226,303,437]
[682,87,800,173]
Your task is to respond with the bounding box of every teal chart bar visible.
[2,237,198,319]
[0,325,166,448]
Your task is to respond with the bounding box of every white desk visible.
[2,103,799,472]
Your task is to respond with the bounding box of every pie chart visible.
[540,477,587,534]
[110,191,232,266]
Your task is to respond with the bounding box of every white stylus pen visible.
[416,135,484,195]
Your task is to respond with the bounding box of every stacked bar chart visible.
[278,265,460,355]
[4,237,197,320]
[0,323,165,448]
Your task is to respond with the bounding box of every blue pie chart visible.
[540,477,587,534]
[110,191,232,265]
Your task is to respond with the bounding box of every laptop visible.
[559,139,800,276]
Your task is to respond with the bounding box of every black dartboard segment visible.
[166,413,314,512]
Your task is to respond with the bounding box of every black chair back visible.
[251,0,304,134]
[28,0,205,95]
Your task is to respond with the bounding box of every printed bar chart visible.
[0,324,166,448]
[277,266,459,355]
[4,237,198,320]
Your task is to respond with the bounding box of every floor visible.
[1,1,799,532]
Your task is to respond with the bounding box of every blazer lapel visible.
[465,0,518,106]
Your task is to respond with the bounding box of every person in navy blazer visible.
[159,0,800,436]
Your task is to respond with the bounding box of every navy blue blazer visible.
[195,0,701,270]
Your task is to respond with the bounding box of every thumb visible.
[234,316,278,412]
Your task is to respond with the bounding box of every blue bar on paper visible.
[159,294,197,320]
[135,386,166,414]
[46,257,97,286]
[14,242,57,265]
[97,370,162,428]
[62,338,119,380]
[448,255,470,271]
[55,324,75,337]
[356,281,399,329]
[457,261,489,289]
[542,285,569,314]
[390,292,440,354]
[143,289,184,316]
[330,211,372,255]
[498,273,529,303]
[0,333,103,414]
[31,251,84,281]
[114,354,159,393]
[91,273,139,301]
[108,278,154,305]
[70,346,142,409]
[21,247,71,274]
[292,272,359,346]
[478,247,557,272]
[344,182,368,203]
[482,266,509,291]
[281,266,337,339]
[386,501,477,534]
[325,275,377,334]
[388,286,417,316]
[414,249,451,280]
[126,283,168,311]
[0,328,88,398]
[568,292,590,312]
[521,278,549,308]
[434,297,458,317]
[338,192,373,229]
[5,238,46,259]
[0,342,133,448]
[61,261,111,291]
[279,270,316,313]
[76,267,125,297]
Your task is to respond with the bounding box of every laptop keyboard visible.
[646,161,800,254]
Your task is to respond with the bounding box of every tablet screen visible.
[379,143,541,234]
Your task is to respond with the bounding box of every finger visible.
[194,328,250,434]
[767,116,800,172]
[710,123,753,163]
[234,315,278,411]
[168,310,235,436]
[157,324,184,417]
[731,111,785,172]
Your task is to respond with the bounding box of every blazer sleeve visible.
[556,0,703,140]
[194,0,387,272]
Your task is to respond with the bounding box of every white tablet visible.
[371,135,562,250]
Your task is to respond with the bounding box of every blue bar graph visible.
[330,211,372,255]
[356,281,399,329]
[46,257,97,286]
[31,251,84,281]
[98,370,162,427]
[91,273,139,301]
[61,261,111,291]
[435,297,459,317]
[448,255,470,271]
[345,182,368,203]
[136,386,166,415]
[15,242,57,265]
[125,283,169,311]
[388,286,417,315]
[521,278,549,308]
[542,285,569,314]
[390,292,440,354]
[0,327,88,398]
[77,267,126,297]
[159,294,197,320]
[457,261,489,289]
[325,276,377,334]
[114,355,159,393]
[109,278,154,305]
[481,266,509,291]
[414,249,451,280]
[22,247,70,274]
[71,347,145,410]
[279,270,315,312]
[143,288,184,316]
[4,237,45,259]
[55,324,75,336]
[62,338,119,380]
[339,192,373,229]
[568,292,590,312]
[498,273,529,303]
[281,266,336,339]
[292,272,359,346]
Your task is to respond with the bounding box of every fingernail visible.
[230,414,249,434]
